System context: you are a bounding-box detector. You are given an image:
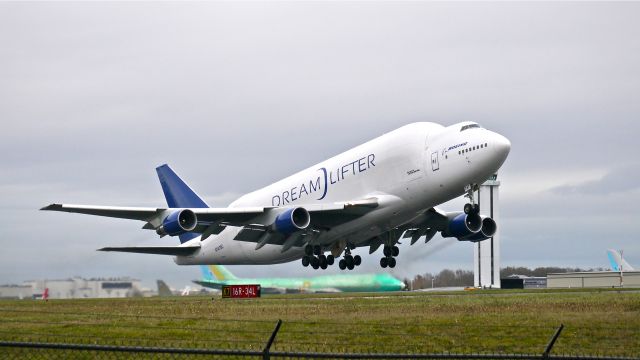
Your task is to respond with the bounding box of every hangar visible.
[547,271,640,288]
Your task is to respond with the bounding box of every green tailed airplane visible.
[194,265,405,294]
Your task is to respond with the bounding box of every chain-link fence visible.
[0,307,637,359]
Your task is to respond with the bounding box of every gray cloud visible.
[1,2,640,288]
[550,164,640,195]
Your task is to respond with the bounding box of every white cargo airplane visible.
[42,121,510,270]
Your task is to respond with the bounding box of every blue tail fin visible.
[156,164,209,243]
[209,265,238,281]
[199,265,237,282]
[607,249,634,271]
[200,265,215,281]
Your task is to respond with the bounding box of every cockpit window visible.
[460,124,480,132]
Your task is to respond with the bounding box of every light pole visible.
[620,249,624,288]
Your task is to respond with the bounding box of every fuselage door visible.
[431,151,439,171]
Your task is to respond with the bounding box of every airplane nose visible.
[492,133,511,161]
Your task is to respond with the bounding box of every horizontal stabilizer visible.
[98,246,200,256]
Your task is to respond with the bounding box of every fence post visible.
[263,319,282,360]
[543,324,564,359]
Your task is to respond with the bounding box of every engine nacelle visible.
[274,207,310,234]
[156,209,197,236]
[446,213,482,239]
[460,216,497,242]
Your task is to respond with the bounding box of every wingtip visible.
[40,204,62,211]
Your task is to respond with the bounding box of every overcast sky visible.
[1,2,639,289]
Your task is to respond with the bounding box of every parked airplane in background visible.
[607,249,635,271]
[156,280,174,297]
[42,121,510,270]
[194,265,405,293]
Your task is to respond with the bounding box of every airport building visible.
[0,277,144,299]
[547,271,640,288]
[0,284,34,299]
[500,275,547,289]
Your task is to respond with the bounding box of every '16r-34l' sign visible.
[222,284,261,299]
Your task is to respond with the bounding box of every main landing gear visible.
[301,245,334,270]
[338,248,361,271]
[301,244,361,271]
[380,245,399,268]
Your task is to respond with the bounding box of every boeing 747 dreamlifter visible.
[42,121,510,270]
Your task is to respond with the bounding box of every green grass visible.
[0,289,638,357]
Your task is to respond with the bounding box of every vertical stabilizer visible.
[156,164,209,243]
[209,265,238,281]
[156,164,209,208]
[157,280,174,296]
[200,265,215,281]
[607,249,634,271]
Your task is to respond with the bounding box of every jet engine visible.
[443,213,482,239]
[274,207,310,234]
[156,209,197,236]
[459,216,497,242]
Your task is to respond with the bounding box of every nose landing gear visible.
[463,183,480,215]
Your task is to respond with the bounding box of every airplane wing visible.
[98,245,200,256]
[400,207,451,245]
[41,198,380,250]
[40,204,162,221]
[41,204,266,226]
[390,205,495,248]
[362,207,467,255]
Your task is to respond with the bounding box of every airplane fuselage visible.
[176,122,510,265]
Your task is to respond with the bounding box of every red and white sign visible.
[222,284,261,299]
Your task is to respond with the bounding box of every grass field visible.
[0,288,638,357]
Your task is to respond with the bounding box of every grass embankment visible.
[0,289,638,356]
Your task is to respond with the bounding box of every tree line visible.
[403,266,607,289]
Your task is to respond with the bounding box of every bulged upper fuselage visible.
[177,122,510,265]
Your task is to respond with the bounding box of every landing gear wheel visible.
[339,259,347,270]
[347,262,355,270]
[353,255,362,266]
[464,203,473,214]
[388,257,396,268]
[392,246,399,257]
[345,255,354,268]
[305,245,313,256]
[383,246,391,257]
[380,257,388,268]
[473,204,480,214]
[320,257,328,270]
[311,256,320,269]
[313,245,321,256]
[326,255,334,265]
[302,256,310,267]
